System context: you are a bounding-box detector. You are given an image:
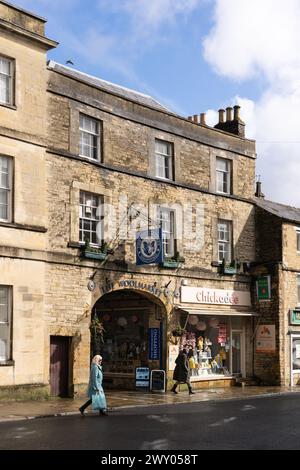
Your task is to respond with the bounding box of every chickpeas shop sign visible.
[181,286,251,306]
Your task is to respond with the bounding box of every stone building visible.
[254,197,300,386]
[0,1,57,397]
[0,0,274,398]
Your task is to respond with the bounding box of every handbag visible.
[92,390,107,410]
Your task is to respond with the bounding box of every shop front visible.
[172,285,256,387]
[91,288,167,390]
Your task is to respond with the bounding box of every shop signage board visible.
[135,367,150,389]
[168,344,179,371]
[256,325,276,353]
[136,228,163,266]
[150,370,166,392]
[256,276,271,301]
[181,286,251,307]
[290,309,300,325]
[149,328,161,360]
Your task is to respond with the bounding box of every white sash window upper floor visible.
[0,286,12,363]
[79,114,101,161]
[155,139,174,181]
[216,157,232,195]
[218,219,232,263]
[0,156,12,223]
[0,56,14,106]
[79,190,103,246]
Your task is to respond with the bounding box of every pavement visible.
[1,385,300,423]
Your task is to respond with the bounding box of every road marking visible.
[209,416,237,427]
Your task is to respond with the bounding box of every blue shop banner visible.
[136,228,163,266]
[149,328,161,360]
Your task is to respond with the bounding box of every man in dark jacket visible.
[171,348,195,394]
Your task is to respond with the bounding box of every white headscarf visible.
[92,355,102,365]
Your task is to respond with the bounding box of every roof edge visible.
[0,0,47,22]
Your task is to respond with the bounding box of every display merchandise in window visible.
[179,314,231,377]
[92,310,150,374]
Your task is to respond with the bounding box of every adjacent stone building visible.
[254,197,300,386]
[1,0,297,398]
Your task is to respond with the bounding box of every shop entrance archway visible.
[91,289,167,390]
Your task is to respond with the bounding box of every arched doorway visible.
[91,289,167,390]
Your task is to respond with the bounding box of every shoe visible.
[79,407,85,416]
[100,409,108,416]
[171,385,178,394]
[189,390,195,395]
[172,389,178,394]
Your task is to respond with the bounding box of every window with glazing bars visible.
[216,158,231,194]
[79,115,100,161]
[218,220,232,263]
[155,139,173,180]
[0,286,11,362]
[0,57,13,106]
[0,156,12,222]
[297,229,300,252]
[79,191,103,246]
[159,208,176,257]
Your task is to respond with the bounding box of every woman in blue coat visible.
[79,355,108,416]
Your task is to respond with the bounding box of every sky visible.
[13,0,300,207]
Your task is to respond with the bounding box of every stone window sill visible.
[0,360,14,367]
[0,103,17,111]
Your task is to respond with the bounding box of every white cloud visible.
[99,0,200,30]
[203,0,300,206]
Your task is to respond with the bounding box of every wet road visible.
[1,394,300,450]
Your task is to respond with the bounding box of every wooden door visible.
[50,336,70,397]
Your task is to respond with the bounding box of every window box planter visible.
[81,241,114,261]
[161,260,180,269]
[83,250,107,260]
[221,259,240,275]
[160,252,185,269]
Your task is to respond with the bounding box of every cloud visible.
[98,0,200,30]
[203,0,300,206]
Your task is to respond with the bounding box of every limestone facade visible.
[0,1,281,397]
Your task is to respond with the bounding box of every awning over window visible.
[175,306,259,317]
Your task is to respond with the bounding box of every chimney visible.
[226,107,233,122]
[255,180,265,198]
[200,113,206,125]
[218,109,225,124]
[214,104,246,137]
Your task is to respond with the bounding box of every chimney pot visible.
[233,105,241,121]
[187,116,193,121]
[218,109,225,123]
[200,113,206,125]
[226,107,233,122]
[193,114,200,124]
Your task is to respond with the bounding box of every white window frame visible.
[216,157,231,195]
[155,139,173,181]
[0,56,14,106]
[296,228,300,253]
[0,156,12,223]
[79,191,103,247]
[0,286,12,363]
[79,114,101,161]
[159,207,176,258]
[297,274,300,306]
[290,334,300,386]
[218,220,232,263]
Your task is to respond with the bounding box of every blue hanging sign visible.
[149,328,161,360]
[136,228,163,266]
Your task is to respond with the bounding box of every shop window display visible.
[180,315,231,377]
[93,310,149,374]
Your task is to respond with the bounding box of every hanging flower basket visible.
[90,317,106,343]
